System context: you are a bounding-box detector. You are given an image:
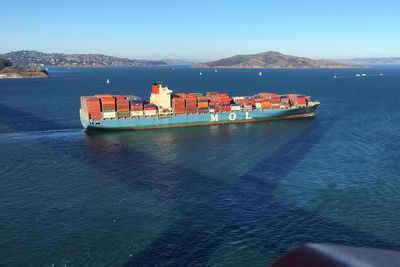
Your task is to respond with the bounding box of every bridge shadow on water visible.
[80,118,400,266]
[0,103,74,132]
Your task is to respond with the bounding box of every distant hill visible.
[1,51,168,68]
[0,57,49,79]
[0,66,49,79]
[334,57,400,66]
[194,51,352,68]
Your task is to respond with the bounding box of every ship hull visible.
[81,104,319,131]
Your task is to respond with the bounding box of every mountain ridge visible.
[194,51,352,68]
[1,50,168,68]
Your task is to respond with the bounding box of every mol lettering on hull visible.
[210,112,252,122]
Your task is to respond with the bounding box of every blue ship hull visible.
[80,104,319,131]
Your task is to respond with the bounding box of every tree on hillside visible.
[0,58,13,69]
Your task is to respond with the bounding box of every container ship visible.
[80,83,319,131]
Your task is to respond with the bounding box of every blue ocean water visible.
[0,67,400,266]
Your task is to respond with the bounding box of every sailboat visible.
[200,72,203,75]
[259,71,262,76]
[215,69,218,73]
[106,78,110,84]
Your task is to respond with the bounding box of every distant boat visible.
[215,69,218,72]
[333,74,337,78]
[172,67,175,71]
[380,73,383,76]
[259,71,262,76]
[356,74,361,77]
[200,72,203,75]
[106,78,110,84]
[361,74,367,76]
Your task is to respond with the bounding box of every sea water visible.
[1,66,400,266]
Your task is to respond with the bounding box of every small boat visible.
[333,74,337,78]
[215,69,218,73]
[106,78,110,84]
[172,67,175,71]
[361,74,367,76]
[380,73,383,76]
[259,71,262,76]
[356,74,361,77]
[200,72,203,75]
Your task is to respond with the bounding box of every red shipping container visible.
[271,96,281,104]
[144,104,157,110]
[207,91,218,95]
[175,93,187,98]
[258,92,278,98]
[245,99,256,105]
[95,94,113,98]
[131,105,143,111]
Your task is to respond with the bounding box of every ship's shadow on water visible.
[79,118,400,266]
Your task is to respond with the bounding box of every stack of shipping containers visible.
[80,96,101,120]
[128,96,143,117]
[271,96,281,109]
[143,104,157,116]
[217,93,231,112]
[115,96,130,118]
[232,96,246,107]
[197,96,209,113]
[185,94,197,113]
[254,95,263,109]
[96,94,116,118]
[280,95,290,108]
[257,93,276,110]
[288,94,307,107]
[172,94,186,114]
[206,92,219,112]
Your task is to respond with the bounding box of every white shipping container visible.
[233,96,246,101]
[209,108,215,113]
[102,111,116,119]
[131,110,144,116]
[230,105,241,111]
[144,110,158,116]
[242,104,253,110]
[255,103,262,109]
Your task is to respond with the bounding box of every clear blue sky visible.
[2,0,400,61]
